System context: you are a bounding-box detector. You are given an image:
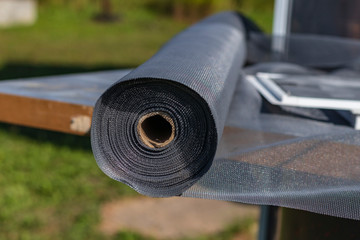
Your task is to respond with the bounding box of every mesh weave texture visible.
[91,12,360,219]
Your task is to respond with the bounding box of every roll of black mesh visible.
[91,12,246,197]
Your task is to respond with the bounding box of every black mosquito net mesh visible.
[91,11,360,220]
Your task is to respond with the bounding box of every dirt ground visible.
[99,196,259,239]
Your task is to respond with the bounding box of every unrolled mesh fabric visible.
[91,11,360,220]
[247,33,360,68]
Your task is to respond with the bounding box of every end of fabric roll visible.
[137,112,175,148]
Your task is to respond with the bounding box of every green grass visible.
[0,3,272,80]
[0,124,138,240]
[0,5,188,80]
[0,3,268,239]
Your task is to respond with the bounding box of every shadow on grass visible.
[0,122,92,151]
[0,62,135,80]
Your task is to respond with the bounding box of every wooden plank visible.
[0,70,131,135]
[0,93,93,135]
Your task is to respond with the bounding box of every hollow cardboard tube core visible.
[137,112,175,148]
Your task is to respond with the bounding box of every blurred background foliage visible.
[0,0,273,80]
[35,0,273,20]
[0,0,272,239]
